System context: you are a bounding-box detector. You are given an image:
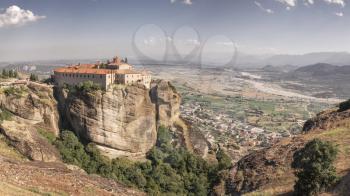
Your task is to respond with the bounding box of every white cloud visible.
[183,0,193,5]
[254,1,274,14]
[275,0,298,7]
[170,0,193,5]
[324,0,345,7]
[0,5,45,28]
[335,12,344,16]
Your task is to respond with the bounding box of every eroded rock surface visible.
[56,83,165,159]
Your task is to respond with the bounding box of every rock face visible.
[0,120,60,162]
[0,82,60,135]
[0,82,61,161]
[56,81,181,159]
[303,108,350,133]
[0,79,182,161]
[226,137,305,194]
[226,107,350,195]
[150,80,181,127]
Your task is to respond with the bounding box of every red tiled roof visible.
[54,67,116,75]
[54,63,147,75]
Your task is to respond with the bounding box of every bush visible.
[30,73,39,81]
[338,99,350,112]
[75,81,101,93]
[292,139,339,196]
[54,131,90,168]
[216,149,232,170]
[0,108,13,122]
[37,128,56,144]
[3,86,27,97]
[55,127,228,195]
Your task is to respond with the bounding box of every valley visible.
[143,64,341,162]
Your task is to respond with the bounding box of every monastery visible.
[53,56,151,89]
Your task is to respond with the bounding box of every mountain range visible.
[236,52,350,68]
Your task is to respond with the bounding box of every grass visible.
[0,182,39,196]
[26,187,69,196]
[2,86,28,98]
[37,128,56,144]
[0,135,26,161]
[0,108,13,122]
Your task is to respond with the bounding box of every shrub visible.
[54,131,90,168]
[75,81,101,93]
[3,86,27,98]
[216,149,232,170]
[0,108,13,122]
[55,127,228,195]
[30,73,39,81]
[292,139,339,196]
[338,99,350,112]
[37,128,56,144]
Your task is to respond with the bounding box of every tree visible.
[124,57,128,64]
[30,73,39,81]
[292,139,338,196]
[2,69,8,78]
[338,99,350,112]
[216,149,232,170]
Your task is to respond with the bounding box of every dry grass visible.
[0,182,39,196]
[245,123,350,196]
[0,135,26,161]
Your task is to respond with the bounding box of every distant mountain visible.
[262,64,299,72]
[236,52,350,68]
[294,63,350,76]
[262,52,350,67]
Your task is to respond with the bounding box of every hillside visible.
[226,103,350,195]
[293,63,350,77]
[0,80,190,195]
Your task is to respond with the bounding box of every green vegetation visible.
[3,86,27,98]
[292,139,339,196]
[0,108,13,122]
[55,127,231,195]
[1,69,18,79]
[338,99,350,112]
[65,81,101,94]
[37,128,56,144]
[76,81,101,93]
[29,73,39,81]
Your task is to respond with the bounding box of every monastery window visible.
[100,75,102,78]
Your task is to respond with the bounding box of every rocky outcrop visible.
[303,108,350,132]
[0,155,145,196]
[56,84,161,159]
[226,137,305,194]
[0,82,61,162]
[0,82,60,135]
[150,80,181,127]
[226,107,350,195]
[0,119,60,162]
[0,79,183,161]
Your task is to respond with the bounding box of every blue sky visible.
[0,0,349,61]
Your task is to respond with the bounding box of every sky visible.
[0,0,349,62]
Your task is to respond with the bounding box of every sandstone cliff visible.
[226,107,350,195]
[150,80,181,127]
[0,82,60,162]
[0,79,184,161]
[55,80,183,159]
